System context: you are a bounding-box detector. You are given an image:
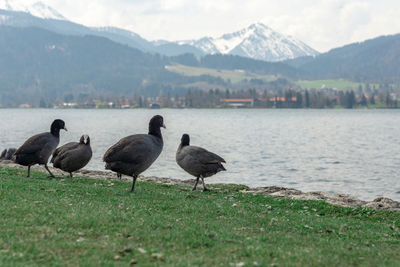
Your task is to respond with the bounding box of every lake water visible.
[1,108,400,201]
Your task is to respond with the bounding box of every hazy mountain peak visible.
[0,0,66,20]
[248,22,271,31]
[30,2,65,20]
[178,23,319,62]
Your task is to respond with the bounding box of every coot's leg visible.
[27,166,31,178]
[201,177,210,191]
[130,175,138,193]
[70,172,73,182]
[192,176,200,191]
[44,164,55,178]
[117,173,122,180]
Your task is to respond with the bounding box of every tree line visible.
[181,88,399,109]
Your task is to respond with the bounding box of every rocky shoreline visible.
[1,160,399,212]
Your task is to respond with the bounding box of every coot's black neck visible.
[180,142,189,148]
[51,127,61,138]
[180,135,190,147]
[149,126,162,139]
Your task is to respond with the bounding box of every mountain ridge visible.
[287,33,400,83]
[0,2,318,61]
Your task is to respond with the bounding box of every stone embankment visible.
[1,160,399,212]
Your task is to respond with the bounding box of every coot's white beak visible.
[64,127,68,131]
[162,123,166,129]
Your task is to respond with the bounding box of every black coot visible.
[176,134,226,191]
[0,149,6,159]
[3,148,17,160]
[14,119,67,177]
[51,134,92,179]
[103,115,166,192]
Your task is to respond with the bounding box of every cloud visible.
[263,0,400,52]
[4,0,400,52]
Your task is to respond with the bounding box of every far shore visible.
[1,160,399,212]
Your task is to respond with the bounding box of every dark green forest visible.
[287,34,400,83]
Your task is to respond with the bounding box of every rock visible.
[113,255,121,260]
[137,248,146,254]
[363,197,400,211]
[151,253,164,261]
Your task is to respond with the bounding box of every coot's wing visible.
[103,135,151,163]
[186,146,226,164]
[51,142,79,163]
[15,133,51,155]
[51,147,77,163]
[51,143,90,172]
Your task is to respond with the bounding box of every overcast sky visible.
[5,0,400,52]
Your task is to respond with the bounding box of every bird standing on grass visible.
[14,119,67,178]
[0,149,6,159]
[0,148,16,160]
[176,134,226,191]
[5,148,16,160]
[51,134,92,180]
[103,115,166,193]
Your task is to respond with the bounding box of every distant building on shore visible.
[220,98,254,107]
[149,102,161,109]
[19,104,31,108]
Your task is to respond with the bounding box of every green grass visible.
[165,64,277,83]
[1,166,400,266]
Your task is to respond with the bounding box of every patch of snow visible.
[151,40,170,46]
[94,26,140,38]
[29,2,65,20]
[0,0,66,20]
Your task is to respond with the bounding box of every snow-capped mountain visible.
[0,0,65,20]
[177,23,319,62]
[0,2,319,62]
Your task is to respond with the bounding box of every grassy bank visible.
[296,79,363,90]
[0,166,400,266]
[165,64,276,83]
